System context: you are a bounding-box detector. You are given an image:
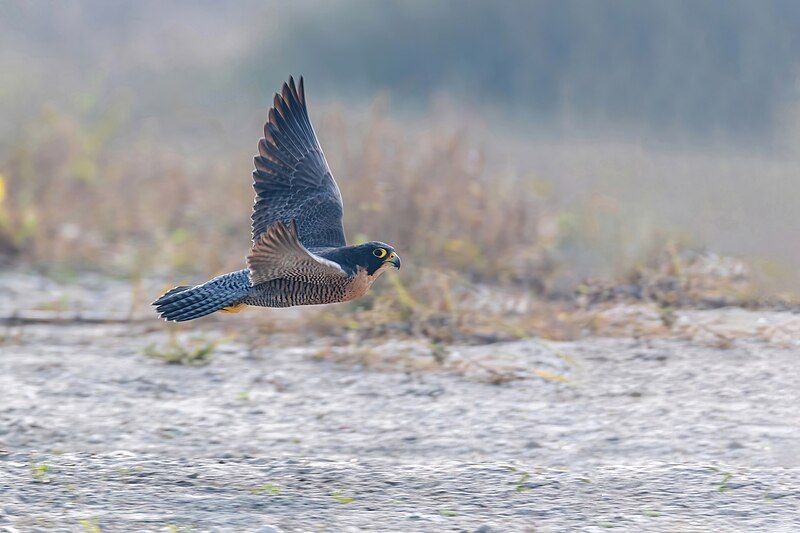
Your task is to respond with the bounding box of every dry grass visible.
[143,333,221,366]
[0,97,796,338]
[0,102,252,277]
[0,101,558,283]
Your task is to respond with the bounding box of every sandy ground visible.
[0,273,799,531]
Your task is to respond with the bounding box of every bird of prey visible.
[153,76,401,322]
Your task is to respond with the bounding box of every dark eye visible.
[373,248,387,258]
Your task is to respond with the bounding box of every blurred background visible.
[4,5,800,527]
[2,0,799,314]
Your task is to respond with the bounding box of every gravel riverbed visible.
[0,282,799,531]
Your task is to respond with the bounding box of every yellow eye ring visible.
[373,248,387,258]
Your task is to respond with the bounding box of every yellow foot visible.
[220,303,247,313]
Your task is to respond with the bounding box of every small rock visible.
[766,491,797,500]
[256,526,284,533]
[724,482,750,490]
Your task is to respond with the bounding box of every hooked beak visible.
[384,251,401,270]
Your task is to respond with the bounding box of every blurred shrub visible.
[0,94,791,323]
[0,97,567,288]
[326,100,560,290]
[1,99,252,277]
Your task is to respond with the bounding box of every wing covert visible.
[247,220,347,286]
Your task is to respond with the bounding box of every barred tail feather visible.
[153,270,251,322]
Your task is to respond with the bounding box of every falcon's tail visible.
[153,270,251,322]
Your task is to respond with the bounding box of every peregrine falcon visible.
[153,76,401,322]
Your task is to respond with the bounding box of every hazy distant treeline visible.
[3,0,800,143]
[248,0,800,142]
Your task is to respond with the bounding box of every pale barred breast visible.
[245,278,348,307]
[245,264,392,308]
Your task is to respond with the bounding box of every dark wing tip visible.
[261,75,310,142]
[285,75,307,110]
[298,76,305,105]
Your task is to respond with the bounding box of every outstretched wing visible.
[247,220,347,285]
[251,76,346,249]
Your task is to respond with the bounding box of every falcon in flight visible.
[153,76,401,322]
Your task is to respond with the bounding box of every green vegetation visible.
[165,525,193,533]
[514,471,531,492]
[250,483,282,495]
[143,336,217,366]
[330,490,355,504]
[718,471,734,493]
[30,462,50,482]
[78,518,101,533]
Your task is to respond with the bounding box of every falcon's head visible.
[349,241,401,276]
